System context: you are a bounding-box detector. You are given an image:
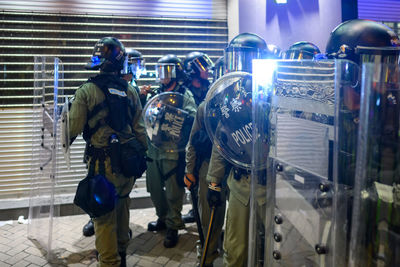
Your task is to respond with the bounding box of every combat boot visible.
[163,228,179,248]
[147,218,166,232]
[119,252,126,267]
[82,219,95,237]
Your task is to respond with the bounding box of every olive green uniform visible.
[185,102,226,265]
[207,145,266,267]
[69,78,146,267]
[146,86,197,230]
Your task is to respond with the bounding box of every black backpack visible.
[83,74,134,141]
[82,74,147,178]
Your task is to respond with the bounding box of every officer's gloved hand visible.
[207,183,222,207]
[184,173,196,190]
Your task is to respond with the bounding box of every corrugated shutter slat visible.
[0,9,228,200]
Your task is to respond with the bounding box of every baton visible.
[200,206,216,267]
[190,184,204,247]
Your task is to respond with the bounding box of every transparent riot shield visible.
[251,59,359,267]
[29,56,65,260]
[143,91,195,152]
[204,71,256,169]
[349,63,400,267]
[60,96,71,168]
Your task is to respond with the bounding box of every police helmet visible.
[183,51,213,79]
[326,19,400,64]
[225,32,268,73]
[86,37,126,72]
[284,41,320,60]
[122,48,146,80]
[155,54,187,84]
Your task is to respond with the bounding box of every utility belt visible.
[162,152,186,188]
[85,135,147,179]
[233,166,267,186]
[86,144,110,160]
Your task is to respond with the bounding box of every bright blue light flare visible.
[91,56,100,64]
[275,0,287,4]
[252,59,277,98]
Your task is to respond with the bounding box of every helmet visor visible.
[122,57,146,78]
[225,47,266,73]
[357,46,400,65]
[155,63,177,82]
[192,54,213,72]
[283,50,315,60]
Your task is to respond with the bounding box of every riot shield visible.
[28,56,65,260]
[143,91,195,152]
[349,63,400,267]
[204,71,257,169]
[250,59,359,267]
[60,96,71,168]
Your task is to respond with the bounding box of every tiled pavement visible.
[0,204,223,267]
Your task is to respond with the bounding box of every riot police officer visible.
[69,37,147,267]
[325,19,400,187]
[183,52,228,266]
[181,51,213,224]
[146,54,197,248]
[325,19,400,266]
[183,51,214,105]
[82,47,148,238]
[205,33,281,266]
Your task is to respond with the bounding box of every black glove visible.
[207,183,222,207]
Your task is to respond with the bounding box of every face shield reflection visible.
[284,50,315,60]
[155,63,177,83]
[213,64,225,82]
[224,47,265,73]
[357,47,400,66]
[191,54,214,80]
[130,58,146,80]
[193,54,213,71]
[122,56,146,79]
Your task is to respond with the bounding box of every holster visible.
[233,166,267,186]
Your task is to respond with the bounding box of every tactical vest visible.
[82,74,135,141]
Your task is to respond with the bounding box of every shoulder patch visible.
[108,88,127,97]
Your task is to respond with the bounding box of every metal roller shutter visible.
[0,0,227,19]
[358,0,400,37]
[0,10,228,201]
[358,0,400,22]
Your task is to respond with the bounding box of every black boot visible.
[119,252,126,267]
[147,218,166,232]
[163,228,179,248]
[182,209,195,224]
[83,219,95,237]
